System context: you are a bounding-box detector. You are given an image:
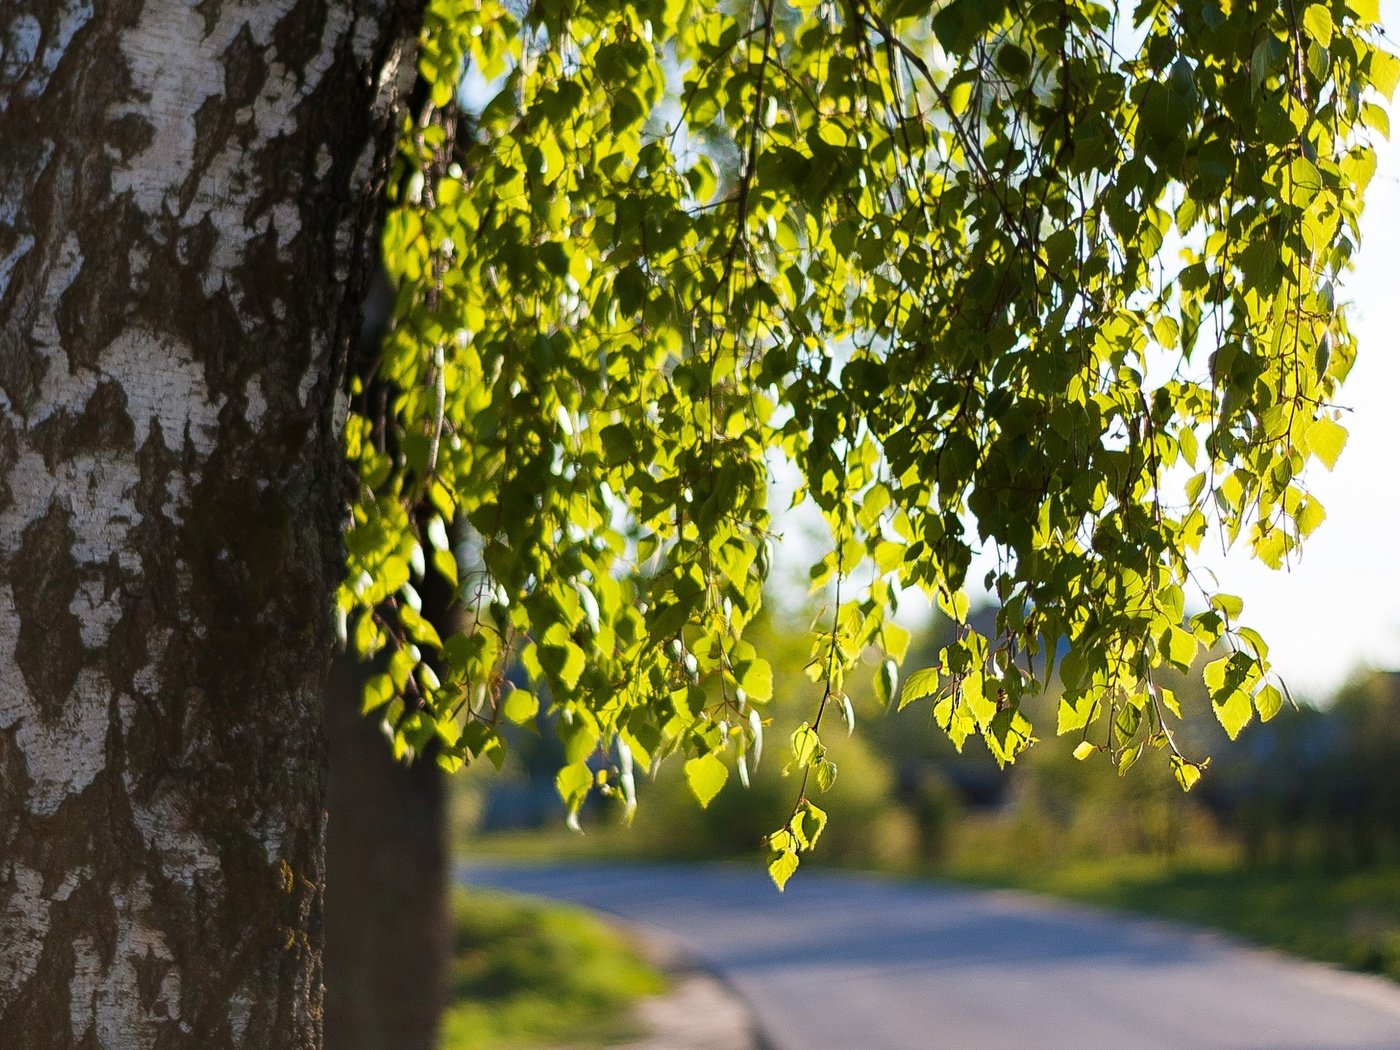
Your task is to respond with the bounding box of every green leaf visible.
[1152,316,1180,350]
[1159,687,1182,718]
[1370,49,1400,99]
[501,689,539,726]
[1117,744,1143,775]
[1073,740,1097,761]
[1213,687,1254,740]
[1254,683,1283,722]
[794,801,828,850]
[541,640,586,691]
[1286,156,1323,208]
[461,721,504,767]
[1302,5,1333,47]
[899,666,940,709]
[431,547,458,587]
[556,761,593,805]
[1295,498,1326,537]
[790,722,821,769]
[995,43,1030,79]
[1305,417,1348,470]
[433,713,461,747]
[399,605,442,648]
[539,136,566,184]
[1171,756,1203,791]
[684,752,729,808]
[1058,693,1097,734]
[874,658,898,708]
[1163,624,1198,670]
[1210,593,1244,620]
[767,848,799,892]
[739,659,774,702]
[932,0,1009,53]
[361,673,395,715]
[985,709,1034,766]
[1058,647,1087,692]
[1203,654,1230,693]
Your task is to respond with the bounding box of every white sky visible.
[1196,9,1400,700]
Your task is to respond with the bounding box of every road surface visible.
[462,862,1400,1050]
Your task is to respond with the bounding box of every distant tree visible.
[1202,671,1400,868]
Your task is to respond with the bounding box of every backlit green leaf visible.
[501,689,539,726]
[1306,417,1348,470]
[767,848,799,892]
[684,752,729,808]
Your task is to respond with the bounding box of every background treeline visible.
[468,607,1400,870]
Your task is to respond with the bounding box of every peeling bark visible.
[0,0,417,1046]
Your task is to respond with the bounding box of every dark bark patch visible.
[0,724,31,841]
[134,945,173,1014]
[0,289,48,416]
[172,218,217,301]
[185,28,263,217]
[56,203,142,374]
[237,225,300,328]
[104,112,156,162]
[0,927,78,1050]
[271,0,332,88]
[72,380,136,456]
[29,380,136,471]
[0,408,17,508]
[193,0,222,37]
[223,24,267,112]
[185,472,292,644]
[120,433,182,673]
[12,499,84,721]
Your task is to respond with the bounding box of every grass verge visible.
[943,855,1400,981]
[441,887,668,1050]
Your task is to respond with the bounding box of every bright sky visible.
[1197,7,1400,700]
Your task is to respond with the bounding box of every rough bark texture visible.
[0,0,417,1046]
[324,656,448,1050]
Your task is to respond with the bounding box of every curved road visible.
[463,862,1400,1050]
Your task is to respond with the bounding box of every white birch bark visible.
[0,0,416,1045]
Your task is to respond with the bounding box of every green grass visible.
[942,855,1400,980]
[468,826,640,863]
[441,888,668,1050]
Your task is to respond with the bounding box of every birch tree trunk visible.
[0,0,416,1045]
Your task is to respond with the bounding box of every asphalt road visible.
[462,862,1400,1050]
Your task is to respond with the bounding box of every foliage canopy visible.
[339,0,1395,885]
